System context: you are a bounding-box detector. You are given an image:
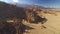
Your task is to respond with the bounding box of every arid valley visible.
[23,10,60,34]
[0,2,60,34]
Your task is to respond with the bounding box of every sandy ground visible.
[23,12,60,34]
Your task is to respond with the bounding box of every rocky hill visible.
[0,2,48,34]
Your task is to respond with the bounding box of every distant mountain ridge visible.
[16,3,51,9]
[11,3,52,9]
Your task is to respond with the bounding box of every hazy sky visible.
[0,0,60,8]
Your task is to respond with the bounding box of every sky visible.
[0,0,60,8]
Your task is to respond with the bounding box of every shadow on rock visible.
[0,21,34,34]
[19,23,34,34]
[0,21,16,34]
[29,11,47,24]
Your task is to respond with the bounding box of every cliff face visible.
[0,2,26,20]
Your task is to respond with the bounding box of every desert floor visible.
[23,12,60,34]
